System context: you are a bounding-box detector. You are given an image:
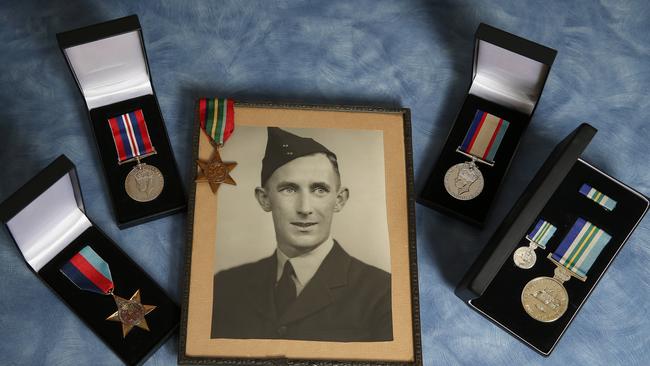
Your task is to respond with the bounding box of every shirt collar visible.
[276,236,334,285]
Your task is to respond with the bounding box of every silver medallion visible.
[521,276,569,322]
[443,161,484,200]
[513,246,537,269]
[125,163,164,202]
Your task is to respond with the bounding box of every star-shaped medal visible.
[106,289,157,338]
[196,149,237,193]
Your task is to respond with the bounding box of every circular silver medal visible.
[443,161,484,200]
[125,163,164,202]
[521,276,569,322]
[513,246,537,269]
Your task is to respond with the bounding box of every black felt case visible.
[56,15,185,229]
[419,23,557,226]
[0,155,179,366]
[455,124,649,355]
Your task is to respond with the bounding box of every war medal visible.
[444,109,509,200]
[108,109,163,202]
[521,218,611,322]
[60,246,156,337]
[195,98,237,194]
[513,219,557,269]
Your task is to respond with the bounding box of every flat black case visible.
[56,15,185,229]
[0,155,180,366]
[455,124,649,355]
[419,23,557,226]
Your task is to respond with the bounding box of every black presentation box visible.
[419,23,557,226]
[0,155,179,366]
[455,124,649,355]
[56,15,185,229]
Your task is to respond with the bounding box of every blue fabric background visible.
[1,1,648,365]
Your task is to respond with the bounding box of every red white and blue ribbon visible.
[108,109,155,163]
[460,109,510,163]
[551,218,611,279]
[60,246,114,295]
[579,184,617,211]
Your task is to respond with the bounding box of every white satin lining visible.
[6,174,92,271]
[64,31,153,110]
[469,40,549,115]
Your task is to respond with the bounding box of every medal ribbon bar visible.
[579,183,617,211]
[108,109,156,164]
[60,246,114,295]
[550,217,611,279]
[198,98,235,147]
[527,219,556,249]
[458,109,510,165]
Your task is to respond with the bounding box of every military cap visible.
[261,127,337,185]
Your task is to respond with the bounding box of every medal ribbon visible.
[60,246,114,295]
[527,219,556,249]
[460,110,510,163]
[107,109,155,163]
[551,218,611,278]
[579,184,617,211]
[198,98,235,146]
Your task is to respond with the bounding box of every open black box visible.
[419,23,557,226]
[56,15,185,229]
[0,155,179,366]
[455,124,649,355]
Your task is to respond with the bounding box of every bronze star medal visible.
[196,149,237,194]
[196,98,238,194]
[106,289,157,337]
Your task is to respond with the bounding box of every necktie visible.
[275,260,296,316]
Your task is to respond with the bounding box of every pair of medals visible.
[518,217,611,322]
[195,98,237,193]
[60,246,156,337]
[108,109,164,202]
[444,110,510,200]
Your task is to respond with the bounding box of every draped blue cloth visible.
[1,1,648,365]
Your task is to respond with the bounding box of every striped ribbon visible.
[107,109,155,163]
[527,219,556,249]
[60,246,114,295]
[551,218,611,278]
[579,184,617,211]
[460,110,510,163]
[198,98,235,146]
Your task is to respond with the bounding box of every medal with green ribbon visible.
[60,246,156,338]
[521,218,611,322]
[195,98,237,194]
[513,219,557,269]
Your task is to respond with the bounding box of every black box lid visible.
[455,123,596,300]
[0,155,90,271]
[56,15,153,110]
[471,23,557,115]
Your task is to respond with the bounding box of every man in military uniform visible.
[211,127,392,342]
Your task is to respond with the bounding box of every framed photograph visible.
[179,102,421,365]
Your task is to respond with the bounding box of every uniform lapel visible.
[278,241,350,325]
[250,253,278,322]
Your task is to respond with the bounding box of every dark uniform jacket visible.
[211,241,392,341]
